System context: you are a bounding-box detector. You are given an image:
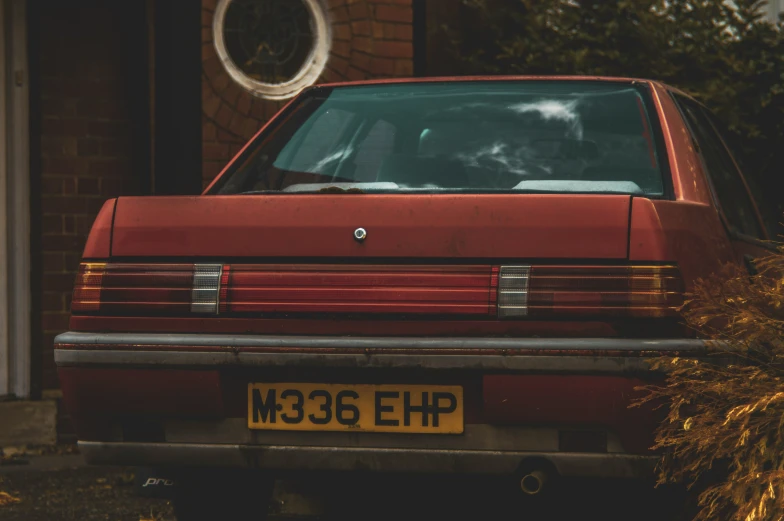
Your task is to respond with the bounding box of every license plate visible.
[247,383,464,434]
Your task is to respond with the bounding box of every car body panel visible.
[111,194,632,259]
[58,76,770,479]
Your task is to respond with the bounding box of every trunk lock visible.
[354,228,367,242]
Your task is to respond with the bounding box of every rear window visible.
[213,81,667,196]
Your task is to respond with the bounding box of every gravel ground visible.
[0,455,695,521]
[0,464,174,521]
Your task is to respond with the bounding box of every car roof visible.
[314,75,662,90]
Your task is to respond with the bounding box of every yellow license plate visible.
[247,383,463,434]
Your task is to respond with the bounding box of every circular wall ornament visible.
[213,0,332,101]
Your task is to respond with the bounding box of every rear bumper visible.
[54,332,711,373]
[55,333,711,477]
[78,441,658,478]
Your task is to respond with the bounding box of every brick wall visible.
[200,0,415,189]
[37,3,145,389]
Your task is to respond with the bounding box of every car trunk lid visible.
[110,194,631,259]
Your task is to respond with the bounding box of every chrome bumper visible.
[54,332,711,374]
[78,441,658,478]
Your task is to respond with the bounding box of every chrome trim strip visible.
[54,348,706,373]
[78,441,657,478]
[54,332,710,351]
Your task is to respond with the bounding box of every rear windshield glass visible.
[213,81,666,196]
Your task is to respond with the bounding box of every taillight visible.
[71,263,105,312]
[498,265,684,318]
[71,263,194,314]
[225,264,497,315]
[70,262,683,319]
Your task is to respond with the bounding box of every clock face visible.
[213,0,331,100]
[223,0,314,84]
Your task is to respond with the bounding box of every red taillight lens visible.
[71,263,194,314]
[498,265,684,319]
[225,265,497,315]
[71,262,683,319]
[71,263,106,312]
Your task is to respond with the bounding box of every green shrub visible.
[432,0,784,229]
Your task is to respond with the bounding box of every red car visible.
[55,77,773,519]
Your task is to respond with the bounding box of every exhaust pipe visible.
[519,470,547,496]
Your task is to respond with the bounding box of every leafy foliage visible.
[432,0,784,219]
[632,245,784,521]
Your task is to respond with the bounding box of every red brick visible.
[236,93,252,116]
[229,114,247,137]
[42,312,71,331]
[87,120,128,138]
[351,20,371,36]
[394,59,414,76]
[388,23,413,41]
[333,23,352,41]
[203,121,217,140]
[77,177,100,195]
[201,8,213,27]
[42,195,89,215]
[203,56,223,77]
[63,215,76,234]
[330,55,350,75]
[42,292,64,312]
[42,177,64,194]
[62,178,76,195]
[64,253,82,272]
[42,118,89,137]
[370,57,396,75]
[201,27,212,43]
[375,5,412,23]
[88,159,131,177]
[43,273,79,292]
[211,72,231,92]
[203,94,221,118]
[100,139,130,158]
[214,103,233,129]
[203,142,230,161]
[372,22,386,39]
[41,137,78,158]
[42,157,89,176]
[250,100,267,121]
[351,52,372,72]
[329,6,349,22]
[217,128,245,144]
[42,215,62,234]
[202,42,216,61]
[348,3,369,20]
[374,41,412,58]
[77,138,100,156]
[41,97,77,118]
[43,252,64,272]
[353,36,373,53]
[332,40,352,59]
[203,0,217,11]
[222,82,242,107]
[320,67,345,84]
[76,99,125,120]
[346,67,366,81]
